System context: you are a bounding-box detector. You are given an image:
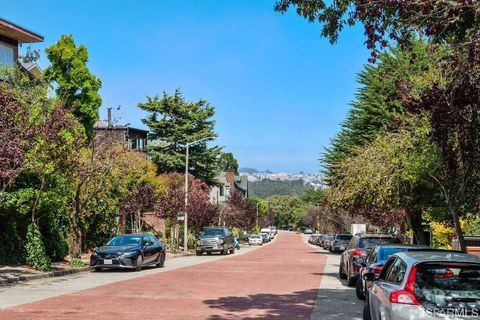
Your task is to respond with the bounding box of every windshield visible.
[336,235,352,241]
[358,237,401,249]
[202,229,224,237]
[106,236,141,246]
[378,247,409,263]
[414,263,480,312]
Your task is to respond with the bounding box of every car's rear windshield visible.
[107,236,141,246]
[250,235,261,239]
[202,229,225,237]
[378,247,409,262]
[359,237,401,249]
[414,263,480,312]
[324,236,333,240]
[336,235,352,240]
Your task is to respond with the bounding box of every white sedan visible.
[248,235,263,246]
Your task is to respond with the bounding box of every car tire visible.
[92,267,101,272]
[135,255,143,272]
[363,303,371,320]
[230,247,235,254]
[196,251,202,256]
[339,262,347,279]
[222,247,228,255]
[347,270,357,287]
[206,252,212,255]
[156,251,166,267]
[356,277,365,300]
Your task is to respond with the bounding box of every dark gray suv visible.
[196,227,235,255]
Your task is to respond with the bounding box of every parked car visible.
[261,228,275,239]
[329,233,353,253]
[259,232,270,243]
[321,235,334,250]
[237,235,249,243]
[308,234,322,246]
[363,251,480,320]
[340,234,402,286]
[196,227,235,255]
[270,226,277,235]
[90,234,166,272]
[304,228,314,234]
[356,244,430,300]
[248,234,263,246]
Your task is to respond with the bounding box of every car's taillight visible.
[352,249,367,257]
[372,266,383,275]
[389,265,419,305]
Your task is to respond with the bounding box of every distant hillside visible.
[249,179,308,198]
[239,168,259,174]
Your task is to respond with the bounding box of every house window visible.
[225,186,230,196]
[136,138,145,150]
[219,186,224,197]
[0,44,14,68]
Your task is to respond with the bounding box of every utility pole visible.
[183,137,213,254]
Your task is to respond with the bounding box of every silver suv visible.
[196,227,235,256]
[363,251,480,320]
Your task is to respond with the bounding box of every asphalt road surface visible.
[0,232,363,319]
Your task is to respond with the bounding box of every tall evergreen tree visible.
[138,89,221,185]
[44,35,102,138]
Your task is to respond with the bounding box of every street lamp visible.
[184,136,213,254]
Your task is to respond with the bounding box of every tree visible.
[328,115,441,243]
[274,1,479,60]
[225,191,257,231]
[138,89,221,185]
[44,35,102,138]
[120,185,156,234]
[217,152,239,174]
[187,179,220,234]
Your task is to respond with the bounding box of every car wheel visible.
[230,247,235,254]
[339,262,347,279]
[196,251,202,256]
[347,270,357,287]
[222,246,228,255]
[135,255,143,272]
[156,251,166,267]
[356,277,365,300]
[363,303,371,320]
[92,267,101,272]
[206,252,212,255]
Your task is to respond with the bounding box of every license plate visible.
[103,259,112,265]
[340,246,346,250]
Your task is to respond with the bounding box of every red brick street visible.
[0,232,326,320]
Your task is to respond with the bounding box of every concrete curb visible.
[0,266,91,286]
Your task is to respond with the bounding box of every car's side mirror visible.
[363,272,376,282]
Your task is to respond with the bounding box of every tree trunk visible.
[70,187,82,258]
[450,205,467,252]
[406,209,427,245]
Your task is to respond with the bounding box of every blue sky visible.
[2,1,369,173]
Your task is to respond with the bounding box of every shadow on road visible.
[204,289,318,320]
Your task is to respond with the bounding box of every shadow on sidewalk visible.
[204,289,318,320]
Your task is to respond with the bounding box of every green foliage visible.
[69,258,86,267]
[217,152,239,174]
[250,179,308,198]
[302,188,325,205]
[463,215,480,236]
[138,89,221,185]
[430,222,454,249]
[44,35,102,138]
[322,39,439,183]
[265,195,311,229]
[25,224,51,271]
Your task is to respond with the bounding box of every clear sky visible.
[2,1,369,173]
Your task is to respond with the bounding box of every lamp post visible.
[184,137,213,254]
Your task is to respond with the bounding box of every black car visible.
[339,234,401,286]
[90,234,166,271]
[196,227,235,255]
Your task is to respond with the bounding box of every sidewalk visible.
[0,250,193,286]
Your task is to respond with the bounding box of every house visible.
[0,18,43,68]
[210,170,249,204]
[93,108,148,152]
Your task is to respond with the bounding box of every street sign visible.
[177,212,185,221]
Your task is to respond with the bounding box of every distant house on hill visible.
[93,108,148,152]
[210,170,249,204]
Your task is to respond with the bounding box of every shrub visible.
[431,222,455,249]
[69,258,85,267]
[25,224,52,271]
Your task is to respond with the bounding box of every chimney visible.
[107,107,112,127]
[226,169,235,192]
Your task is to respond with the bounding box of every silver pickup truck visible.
[196,227,235,255]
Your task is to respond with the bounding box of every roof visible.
[234,175,248,193]
[0,18,43,43]
[93,121,149,134]
[395,251,480,264]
